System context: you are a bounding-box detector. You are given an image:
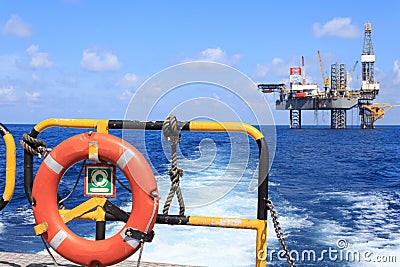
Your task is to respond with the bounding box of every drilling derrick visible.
[362,22,376,86]
[359,22,381,128]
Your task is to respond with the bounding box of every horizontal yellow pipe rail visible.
[189,121,264,141]
[33,118,109,134]
[189,215,263,229]
[32,118,264,141]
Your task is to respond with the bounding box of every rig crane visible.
[317,50,330,90]
[347,60,358,87]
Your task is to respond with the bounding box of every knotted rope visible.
[162,114,185,215]
[20,133,49,158]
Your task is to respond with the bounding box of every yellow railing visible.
[24,118,269,267]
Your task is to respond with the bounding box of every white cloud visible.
[212,92,221,100]
[200,48,226,61]
[0,85,18,102]
[3,14,32,38]
[26,45,54,69]
[57,73,78,88]
[393,60,400,85]
[28,73,48,88]
[254,57,296,79]
[313,17,361,39]
[24,91,43,108]
[184,47,241,65]
[116,73,138,89]
[118,89,133,101]
[31,73,40,81]
[26,45,37,55]
[81,49,120,72]
[24,91,40,102]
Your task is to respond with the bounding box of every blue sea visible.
[0,124,399,266]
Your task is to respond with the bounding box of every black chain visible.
[266,199,297,267]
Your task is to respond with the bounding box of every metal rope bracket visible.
[125,228,155,243]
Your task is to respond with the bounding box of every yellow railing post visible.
[0,123,16,211]
[256,220,267,267]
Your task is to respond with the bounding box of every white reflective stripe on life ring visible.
[44,154,64,174]
[49,229,68,250]
[116,149,135,170]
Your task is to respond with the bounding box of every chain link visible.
[266,199,297,267]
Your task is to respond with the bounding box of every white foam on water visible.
[315,191,400,266]
[101,198,258,266]
[268,181,280,187]
[277,212,314,231]
[74,174,308,267]
[16,207,36,224]
[129,190,312,267]
[140,225,254,267]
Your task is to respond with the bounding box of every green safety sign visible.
[84,164,116,197]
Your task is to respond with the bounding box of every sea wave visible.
[315,191,400,266]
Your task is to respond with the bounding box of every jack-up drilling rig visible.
[259,22,392,129]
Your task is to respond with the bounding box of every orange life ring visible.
[32,132,158,267]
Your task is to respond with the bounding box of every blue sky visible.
[0,0,399,125]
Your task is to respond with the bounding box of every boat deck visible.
[0,251,195,267]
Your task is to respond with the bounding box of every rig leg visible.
[289,110,301,129]
[359,107,375,129]
[331,109,346,129]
